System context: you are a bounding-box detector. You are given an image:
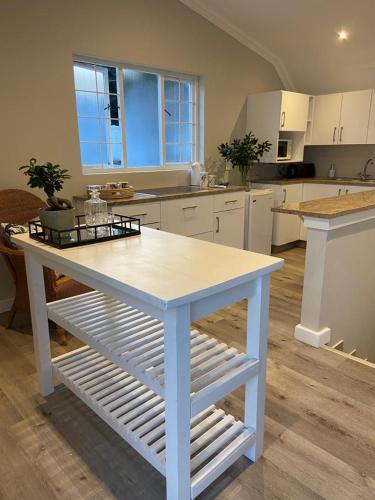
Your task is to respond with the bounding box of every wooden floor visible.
[0,247,374,499]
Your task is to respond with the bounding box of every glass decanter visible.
[84,185,108,237]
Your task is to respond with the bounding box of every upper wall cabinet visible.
[367,92,375,144]
[311,93,342,145]
[247,90,310,163]
[280,91,310,132]
[311,90,372,145]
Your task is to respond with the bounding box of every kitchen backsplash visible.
[304,145,375,178]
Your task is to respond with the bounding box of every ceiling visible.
[180,0,375,94]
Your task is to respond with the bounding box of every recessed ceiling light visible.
[338,30,348,40]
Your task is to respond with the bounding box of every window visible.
[73,62,123,169]
[73,59,200,172]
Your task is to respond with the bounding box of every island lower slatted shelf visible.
[52,346,255,499]
[48,291,259,416]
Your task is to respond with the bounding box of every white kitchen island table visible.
[14,228,283,499]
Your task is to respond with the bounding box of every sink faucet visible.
[358,158,374,180]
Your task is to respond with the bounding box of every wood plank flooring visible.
[0,247,374,499]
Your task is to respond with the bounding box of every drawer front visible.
[213,191,245,212]
[114,202,161,225]
[161,196,214,236]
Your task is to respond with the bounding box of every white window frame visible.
[73,56,202,175]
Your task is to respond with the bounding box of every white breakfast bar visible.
[14,228,283,499]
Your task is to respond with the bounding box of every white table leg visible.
[164,304,191,500]
[24,250,54,396]
[244,274,270,461]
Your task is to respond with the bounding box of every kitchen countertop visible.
[73,186,245,206]
[251,177,375,187]
[273,190,375,219]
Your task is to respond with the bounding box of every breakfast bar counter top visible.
[273,190,375,219]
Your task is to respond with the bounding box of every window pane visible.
[180,81,192,101]
[74,61,123,169]
[74,64,96,91]
[180,102,192,122]
[165,101,179,122]
[100,143,110,166]
[165,80,179,100]
[80,143,101,166]
[123,69,160,167]
[181,143,192,163]
[97,94,109,118]
[166,123,179,143]
[180,123,192,143]
[110,120,122,143]
[111,144,123,166]
[76,91,98,117]
[166,144,180,163]
[78,118,100,142]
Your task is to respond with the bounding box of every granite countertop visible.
[251,177,375,187]
[273,190,375,219]
[73,186,245,205]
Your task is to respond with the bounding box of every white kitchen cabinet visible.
[339,90,372,145]
[161,195,213,236]
[311,93,342,145]
[191,231,214,242]
[114,202,161,225]
[213,208,245,249]
[311,90,372,145]
[255,183,303,246]
[342,185,375,195]
[280,91,310,132]
[247,90,309,163]
[367,91,375,143]
[302,183,343,201]
[144,222,160,230]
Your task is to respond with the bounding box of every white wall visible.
[0,0,282,309]
[322,219,375,361]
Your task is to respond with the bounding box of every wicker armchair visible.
[0,189,90,344]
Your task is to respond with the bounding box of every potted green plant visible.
[19,158,74,237]
[218,132,271,187]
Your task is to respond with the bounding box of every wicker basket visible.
[88,187,135,200]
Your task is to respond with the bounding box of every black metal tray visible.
[28,214,141,249]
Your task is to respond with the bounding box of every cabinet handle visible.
[338,188,342,196]
[225,199,238,204]
[281,111,286,128]
[345,188,349,195]
[132,213,147,217]
[339,126,343,143]
[182,205,198,210]
[333,127,337,143]
[282,189,287,203]
[216,216,220,233]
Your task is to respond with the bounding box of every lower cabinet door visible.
[144,222,160,230]
[213,208,244,249]
[190,231,214,242]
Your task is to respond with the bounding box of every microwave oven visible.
[277,139,292,161]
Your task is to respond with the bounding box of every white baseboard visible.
[0,298,13,313]
[294,324,331,348]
